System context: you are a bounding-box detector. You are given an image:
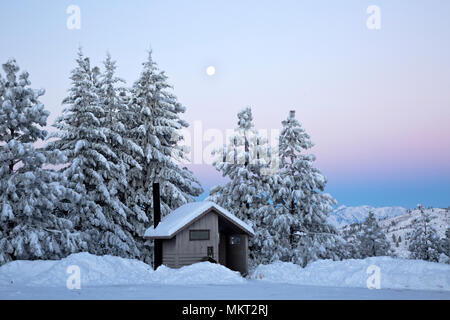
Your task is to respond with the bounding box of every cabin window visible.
[189,229,210,241]
[230,235,240,245]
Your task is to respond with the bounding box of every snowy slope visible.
[329,205,408,228]
[378,207,450,258]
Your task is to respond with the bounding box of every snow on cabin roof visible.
[144,201,254,239]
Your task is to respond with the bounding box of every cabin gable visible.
[172,211,219,267]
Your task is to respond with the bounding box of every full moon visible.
[206,65,216,76]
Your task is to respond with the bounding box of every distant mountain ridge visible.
[332,206,449,258]
[328,205,408,228]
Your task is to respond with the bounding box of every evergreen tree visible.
[357,212,391,258]
[341,223,363,258]
[127,51,202,235]
[208,107,271,264]
[442,228,450,255]
[438,228,450,264]
[47,49,139,258]
[408,206,441,262]
[0,59,84,265]
[97,53,153,261]
[276,110,345,267]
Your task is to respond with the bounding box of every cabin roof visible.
[144,201,255,239]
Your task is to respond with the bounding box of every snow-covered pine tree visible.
[0,59,85,265]
[127,51,202,229]
[439,228,450,264]
[443,228,450,254]
[272,110,346,267]
[408,205,441,262]
[356,211,391,258]
[97,53,152,261]
[340,223,363,258]
[208,107,272,264]
[47,49,140,259]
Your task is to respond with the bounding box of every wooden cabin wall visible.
[162,237,177,268]
[174,212,219,267]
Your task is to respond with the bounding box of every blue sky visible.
[1,0,449,208]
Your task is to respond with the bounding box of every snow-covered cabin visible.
[144,201,254,275]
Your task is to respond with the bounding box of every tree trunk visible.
[289,199,295,247]
[9,128,15,173]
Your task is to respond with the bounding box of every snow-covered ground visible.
[250,257,450,291]
[3,281,449,300]
[0,253,449,300]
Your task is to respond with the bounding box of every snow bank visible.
[1,253,447,292]
[151,263,245,285]
[0,252,244,287]
[250,257,450,291]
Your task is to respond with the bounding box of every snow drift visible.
[0,252,244,287]
[1,253,448,292]
[250,257,450,291]
[150,263,246,285]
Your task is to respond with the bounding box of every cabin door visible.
[219,233,227,265]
